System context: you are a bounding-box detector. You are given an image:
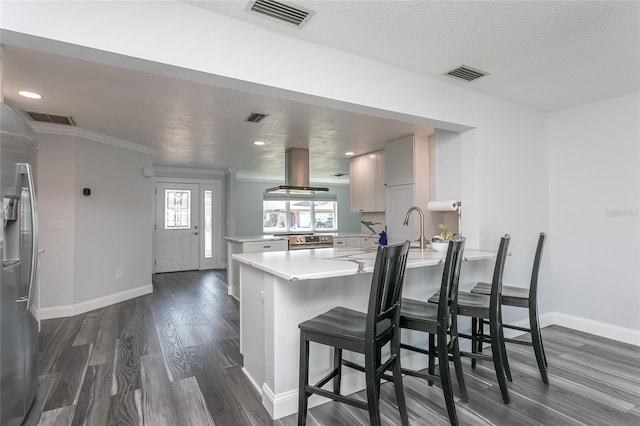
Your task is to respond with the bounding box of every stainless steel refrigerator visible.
[0,103,39,425]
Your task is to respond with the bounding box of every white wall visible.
[6,0,637,341]
[73,140,154,303]
[234,181,360,236]
[547,92,640,334]
[37,134,76,308]
[1,0,549,247]
[36,131,154,317]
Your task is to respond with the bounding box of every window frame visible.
[263,193,338,234]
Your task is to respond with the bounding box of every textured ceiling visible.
[186,0,640,111]
[2,45,433,183]
[2,1,638,182]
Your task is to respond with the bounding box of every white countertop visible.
[225,233,376,243]
[233,247,496,281]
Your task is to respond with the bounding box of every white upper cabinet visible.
[384,134,434,242]
[350,151,385,212]
[385,136,415,186]
[385,135,430,187]
[374,153,386,212]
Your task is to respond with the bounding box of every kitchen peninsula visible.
[233,246,496,419]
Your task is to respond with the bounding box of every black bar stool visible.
[297,241,411,426]
[431,234,511,404]
[471,232,549,384]
[399,238,468,426]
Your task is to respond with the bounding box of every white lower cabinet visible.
[242,240,288,253]
[227,239,288,299]
[333,237,361,248]
[334,236,379,249]
[360,237,378,249]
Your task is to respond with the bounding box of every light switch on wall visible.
[49,220,67,230]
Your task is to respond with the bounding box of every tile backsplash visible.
[360,212,386,235]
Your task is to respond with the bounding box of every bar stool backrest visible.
[489,235,511,315]
[435,238,466,331]
[529,233,547,302]
[366,241,411,341]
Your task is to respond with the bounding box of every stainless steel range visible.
[288,234,334,250]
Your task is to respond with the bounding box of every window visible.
[263,200,287,233]
[164,189,190,229]
[263,194,338,233]
[204,190,212,258]
[314,200,336,229]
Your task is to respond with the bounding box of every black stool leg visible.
[530,306,549,384]
[428,333,436,385]
[376,347,382,401]
[333,348,343,394]
[451,335,468,403]
[490,316,510,404]
[298,332,310,425]
[471,317,478,369]
[477,318,484,359]
[438,328,459,426]
[365,350,382,426]
[498,311,512,382]
[391,330,409,426]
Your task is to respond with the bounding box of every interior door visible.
[155,183,199,273]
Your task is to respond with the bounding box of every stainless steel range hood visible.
[266,148,329,194]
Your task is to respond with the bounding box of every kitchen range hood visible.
[266,148,329,194]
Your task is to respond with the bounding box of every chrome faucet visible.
[403,206,427,250]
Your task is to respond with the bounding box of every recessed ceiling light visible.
[345,151,355,156]
[19,91,42,99]
[254,141,266,146]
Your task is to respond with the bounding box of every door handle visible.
[193,231,198,235]
[16,296,28,311]
[2,259,21,269]
[18,163,38,311]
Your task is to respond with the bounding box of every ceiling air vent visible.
[247,0,314,27]
[444,65,489,82]
[245,112,268,123]
[23,110,76,126]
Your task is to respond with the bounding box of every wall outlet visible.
[260,290,265,304]
[116,269,123,279]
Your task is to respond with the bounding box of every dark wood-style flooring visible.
[26,270,640,425]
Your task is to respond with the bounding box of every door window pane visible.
[165,189,191,229]
[204,190,212,258]
[263,200,287,233]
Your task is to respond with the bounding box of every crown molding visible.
[29,122,157,156]
[153,166,225,177]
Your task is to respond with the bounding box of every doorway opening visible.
[154,180,223,273]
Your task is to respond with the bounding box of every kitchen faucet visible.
[361,220,381,236]
[403,206,427,250]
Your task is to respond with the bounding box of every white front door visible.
[155,182,200,273]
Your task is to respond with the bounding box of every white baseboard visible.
[546,311,640,346]
[258,350,427,420]
[257,312,639,420]
[479,311,639,347]
[39,284,153,320]
[242,367,262,396]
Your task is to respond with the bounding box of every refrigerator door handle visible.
[2,259,21,269]
[17,163,38,311]
[16,296,28,310]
